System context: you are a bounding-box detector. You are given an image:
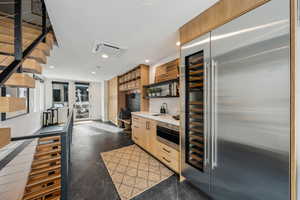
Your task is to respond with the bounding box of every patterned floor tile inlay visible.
[100,145,174,200]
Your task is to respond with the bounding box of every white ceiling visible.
[44,0,218,81]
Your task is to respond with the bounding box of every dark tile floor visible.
[69,121,210,200]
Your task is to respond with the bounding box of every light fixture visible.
[49,65,55,69]
[176,41,181,46]
[91,71,96,74]
[102,54,109,59]
[145,59,150,63]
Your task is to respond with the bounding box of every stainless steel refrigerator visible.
[180,0,290,199]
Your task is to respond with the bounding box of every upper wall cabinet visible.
[179,0,270,44]
[155,59,179,83]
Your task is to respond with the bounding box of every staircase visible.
[0,1,66,199]
[22,136,62,200]
[0,11,54,113]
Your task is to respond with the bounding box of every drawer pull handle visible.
[163,148,171,153]
[162,157,171,163]
[134,137,138,140]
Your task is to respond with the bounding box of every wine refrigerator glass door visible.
[180,32,212,195]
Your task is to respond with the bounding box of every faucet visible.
[160,103,168,114]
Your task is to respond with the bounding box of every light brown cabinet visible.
[108,77,118,125]
[131,115,179,173]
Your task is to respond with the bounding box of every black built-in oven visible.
[156,122,179,150]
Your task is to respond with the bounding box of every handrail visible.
[11,109,74,141]
[1,111,73,200]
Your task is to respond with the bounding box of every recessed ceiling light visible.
[176,41,181,46]
[145,59,150,63]
[102,54,109,59]
[91,71,96,74]
[49,65,55,69]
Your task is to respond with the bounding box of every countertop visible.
[131,112,180,126]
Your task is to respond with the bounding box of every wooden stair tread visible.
[0,16,42,34]
[0,55,43,74]
[30,165,61,176]
[0,128,10,148]
[0,43,47,64]
[26,174,61,188]
[23,184,61,200]
[32,156,61,167]
[0,25,40,40]
[0,34,50,56]
[35,149,61,158]
[3,73,36,88]
[0,97,26,112]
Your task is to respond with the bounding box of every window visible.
[52,82,69,108]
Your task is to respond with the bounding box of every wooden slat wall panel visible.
[0,97,26,112]
[0,128,11,148]
[179,0,270,44]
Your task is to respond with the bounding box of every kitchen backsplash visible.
[149,98,180,116]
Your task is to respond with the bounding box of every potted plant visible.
[148,88,153,97]
[156,88,162,96]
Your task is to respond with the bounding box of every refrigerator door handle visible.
[212,59,218,170]
[204,61,210,167]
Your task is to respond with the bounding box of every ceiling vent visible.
[92,41,127,57]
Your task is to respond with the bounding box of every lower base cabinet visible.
[131,115,180,173]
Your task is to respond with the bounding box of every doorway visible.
[75,82,90,120]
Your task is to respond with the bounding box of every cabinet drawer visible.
[157,151,179,173]
[132,116,141,124]
[157,141,179,160]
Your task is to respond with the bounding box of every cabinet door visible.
[148,120,157,156]
[139,118,148,150]
[132,124,140,144]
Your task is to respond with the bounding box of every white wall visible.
[149,54,180,115]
